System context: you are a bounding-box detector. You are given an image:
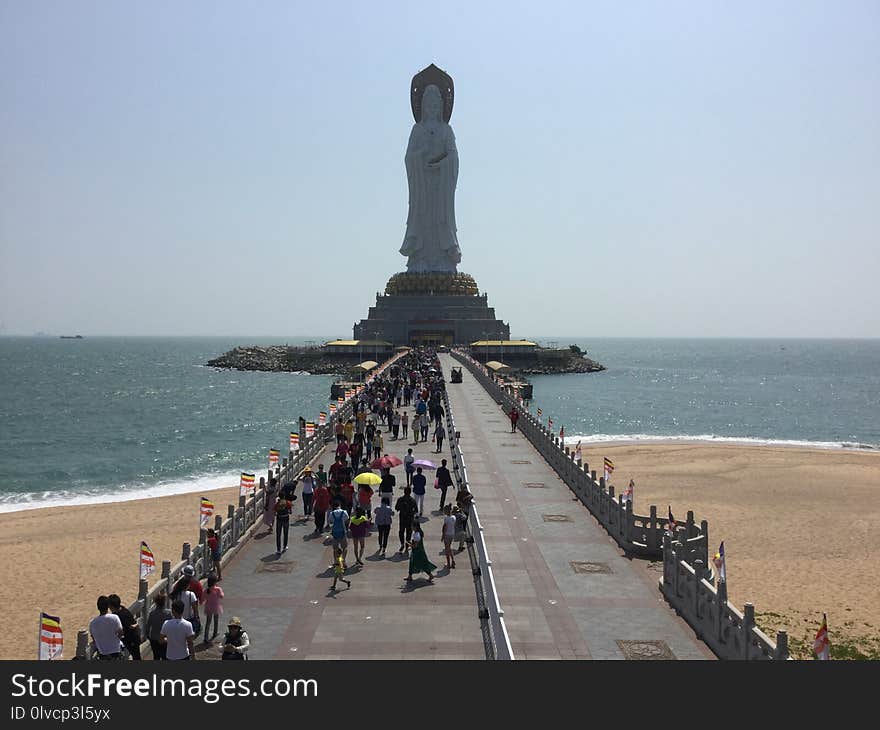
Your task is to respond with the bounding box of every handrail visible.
[440,358,514,660]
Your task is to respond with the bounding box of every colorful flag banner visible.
[139,541,156,579]
[240,472,256,493]
[319,412,327,426]
[39,612,63,660]
[559,425,565,441]
[813,614,830,660]
[290,432,300,451]
[712,541,726,582]
[548,417,553,429]
[537,408,542,418]
[666,506,676,534]
[603,457,615,482]
[623,478,634,504]
[337,397,344,406]
[305,422,315,438]
[329,403,337,414]
[268,448,280,467]
[574,440,583,460]
[200,497,214,528]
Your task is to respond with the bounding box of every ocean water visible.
[534,338,880,450]
[0,337,877,512]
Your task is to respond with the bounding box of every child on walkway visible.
[332,553,351,592]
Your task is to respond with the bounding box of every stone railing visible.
[451,349,790,660]
[441,364,514,660]
[74,351,404,660]
[661,535,789,660]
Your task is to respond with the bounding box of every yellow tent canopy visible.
[485,361,511,372]
[351,360,379,373]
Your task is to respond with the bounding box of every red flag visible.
[813,614,830,660]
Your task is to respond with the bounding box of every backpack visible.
[330,509,347,538]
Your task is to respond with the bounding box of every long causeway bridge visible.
[77,351,792,661]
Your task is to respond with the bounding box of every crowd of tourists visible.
[89,564,247,661]
[264,347,472,585]
[88,347,473,660]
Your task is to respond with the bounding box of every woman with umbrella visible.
[406,520,436,583]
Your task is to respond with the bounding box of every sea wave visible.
[560,433,879,451]
[0,466,270,514]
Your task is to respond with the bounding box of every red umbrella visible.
[370,455,403,469]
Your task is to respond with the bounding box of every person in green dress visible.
[406,521,436,582]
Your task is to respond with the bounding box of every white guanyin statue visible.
[399,70,462,273]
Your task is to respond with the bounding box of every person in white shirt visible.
[161,599,195,661]
[403,448,415,488]
[441,504,457,570]
[170,575,200,637]
[89,595,123,659]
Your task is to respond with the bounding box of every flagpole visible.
[37,611,41,660]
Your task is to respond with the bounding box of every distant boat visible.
[60,335,84,339]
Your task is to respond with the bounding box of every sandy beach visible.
[581,442,880,659]
[0,485,240,661]
[1,443,878,660]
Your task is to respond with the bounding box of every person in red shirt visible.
[356,482,374,519]
[509,407,519,433]
[206,528,222,580]
[340,482,356,515]
[335,438,350,463]
[313,482,331,535]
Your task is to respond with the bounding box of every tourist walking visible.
[274,491,295,554]
[329,501,350,568]
[406,522,436,582]
[161,600,195,661]
[170,570,201,637]
[313,479,331,534]
[412,466,427,517]
[374,497,393,556]
[433,421,446,453]
[419,412,430,442]
[453,504,469,552]
[146,592,172,660]
[356,480,374,519]
[262,476,278,533]
[299,466,316,519]
[202,575,224,644]
[378,467,396,505]
[207,528,222,579]
[89,595,124,660]
[436,459,453,511]
[393,411,401,440]
[509,407,519,432]
[350,506,369,566]
[441,505,457,570]
[404,448,415,487]
[220,617,249,660]
[402,411,409,439]
[108,594,141,660]
[395,486,418,553]
[332,553,351,592]
[372,429,383,459]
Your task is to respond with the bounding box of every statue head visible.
[421,85,443,123]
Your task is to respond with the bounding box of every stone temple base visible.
[353,272,509,346]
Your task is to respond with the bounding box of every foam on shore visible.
[560,433,879,451]
[0,467,267,514]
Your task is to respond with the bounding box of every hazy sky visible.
[1,1,878,338]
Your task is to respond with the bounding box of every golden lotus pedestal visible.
[353,271,509,346]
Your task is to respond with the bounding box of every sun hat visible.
[304,466,312,473]
[183,565,195,576]
[228,617,242,627]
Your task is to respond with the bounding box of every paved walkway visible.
[440,354,712,660]
[208,376,485,660]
